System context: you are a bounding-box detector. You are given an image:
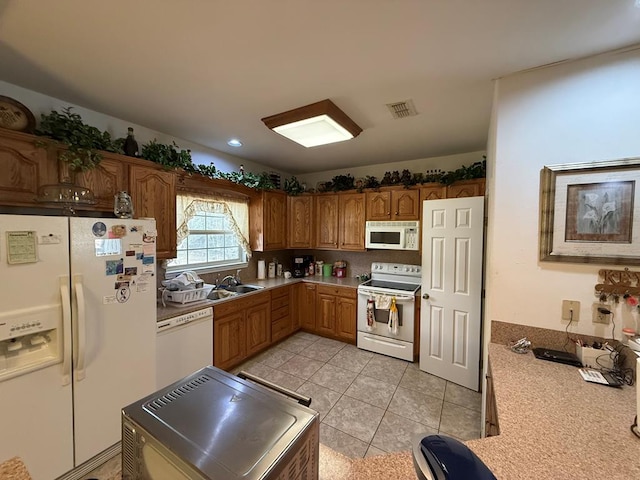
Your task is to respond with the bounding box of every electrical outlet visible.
[593,304,611,324]
[561,300,580,321]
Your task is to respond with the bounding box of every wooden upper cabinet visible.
[392,189,419,220]
[366,191,391,221]
[446,179,486,198]
[420,184,446,202]
[250,190,287,251]
[287,195,313,248]
[59,152,128,211]
[129,164,177,260]
[366,188,419,221]
[0,129,57,207]
[338,192,366,250]
[315,194,339,249]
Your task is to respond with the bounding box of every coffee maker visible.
[292,255,314,277]
[292,256,305,278]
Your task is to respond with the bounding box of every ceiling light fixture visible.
[261,99,362,148]
[227,138,242,147]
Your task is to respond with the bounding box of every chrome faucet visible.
[218,275,238,288]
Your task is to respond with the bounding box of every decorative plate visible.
[0,95,36,133]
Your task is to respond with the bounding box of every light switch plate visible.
[562,300,580,322]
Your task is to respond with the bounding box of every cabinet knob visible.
[422,293,430,300]
[395,211,399,216]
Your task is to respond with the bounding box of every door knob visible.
[422,293,430,300]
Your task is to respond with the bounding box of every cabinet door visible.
[246,302,271,356]
[335,296,357,342]
[315,293,336,336]
[446,179,485,198]
[250,191,287,251]
[366,191,391,221]
[288,195,313,248]
[299,283,316,331]
[129,165,176,259]
[214,312,245,371]
[60,153,127,211]
[392,189,419,220]
[315,195,339,249]
[264,191,287,250]
[420,184,446,202]
[339,193,366,250]
[0,131,57,207]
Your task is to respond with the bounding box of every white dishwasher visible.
[156,307,213,389]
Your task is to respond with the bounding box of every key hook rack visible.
[594,268,640,299]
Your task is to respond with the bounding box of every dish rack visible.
[161,284,214,306]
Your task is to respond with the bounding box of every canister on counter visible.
[268,262,276,278]
[316,261,323,276]
[323,263,332,277]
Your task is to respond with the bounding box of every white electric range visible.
[356,262,421,361]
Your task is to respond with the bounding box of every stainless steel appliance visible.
[357,262,421,361]
[122,366,319,480]
[365,220,420,250]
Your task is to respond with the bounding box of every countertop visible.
[157,275,363,321]
[466,343,640,479]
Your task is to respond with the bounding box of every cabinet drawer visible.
[271,286,290,299]
[272,317,290,342]
[271,296,289,310]
[316,284,356,298]
[271,305,289,322]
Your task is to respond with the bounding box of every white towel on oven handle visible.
[374,294,393,309]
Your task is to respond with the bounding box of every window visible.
[167,193,251,274]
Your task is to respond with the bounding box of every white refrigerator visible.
[0,215,157,480]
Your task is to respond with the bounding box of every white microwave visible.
[365,220,420,250]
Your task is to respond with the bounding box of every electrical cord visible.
[599,342,635,386]
[563,309,576,352]
[632,416,640,439]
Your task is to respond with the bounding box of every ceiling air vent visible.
[386,100,418,119]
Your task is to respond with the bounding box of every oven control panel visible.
[371,262,421,276]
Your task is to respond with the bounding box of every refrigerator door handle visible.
[74,274,87,381]
[60,276,72,386]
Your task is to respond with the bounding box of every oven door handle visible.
[358,290,415,302]
[237,371,312,407]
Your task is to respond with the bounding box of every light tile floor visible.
[232,331,483,459]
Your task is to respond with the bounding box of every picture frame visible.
[539,157,640,265]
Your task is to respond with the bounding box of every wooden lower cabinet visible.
[213,292,270,371]
[213,311,245,371]
[297,283,317,331]
[270,286,292,343]
[314,285,357,342]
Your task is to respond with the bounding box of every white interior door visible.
[420,197,484,391]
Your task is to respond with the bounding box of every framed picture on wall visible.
[539,157,640,265]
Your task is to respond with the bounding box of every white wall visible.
[485,47,640,341]
[0,80,287,176]
[296,150,485,188]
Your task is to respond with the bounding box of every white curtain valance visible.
[176,192,251,258]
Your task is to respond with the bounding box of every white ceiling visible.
[1,1,639,174]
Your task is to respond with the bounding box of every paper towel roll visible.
[257,259,266,279]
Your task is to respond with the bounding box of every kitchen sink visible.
[207,284,264,300]
[223,284,264,294]
[207,289,238,300]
